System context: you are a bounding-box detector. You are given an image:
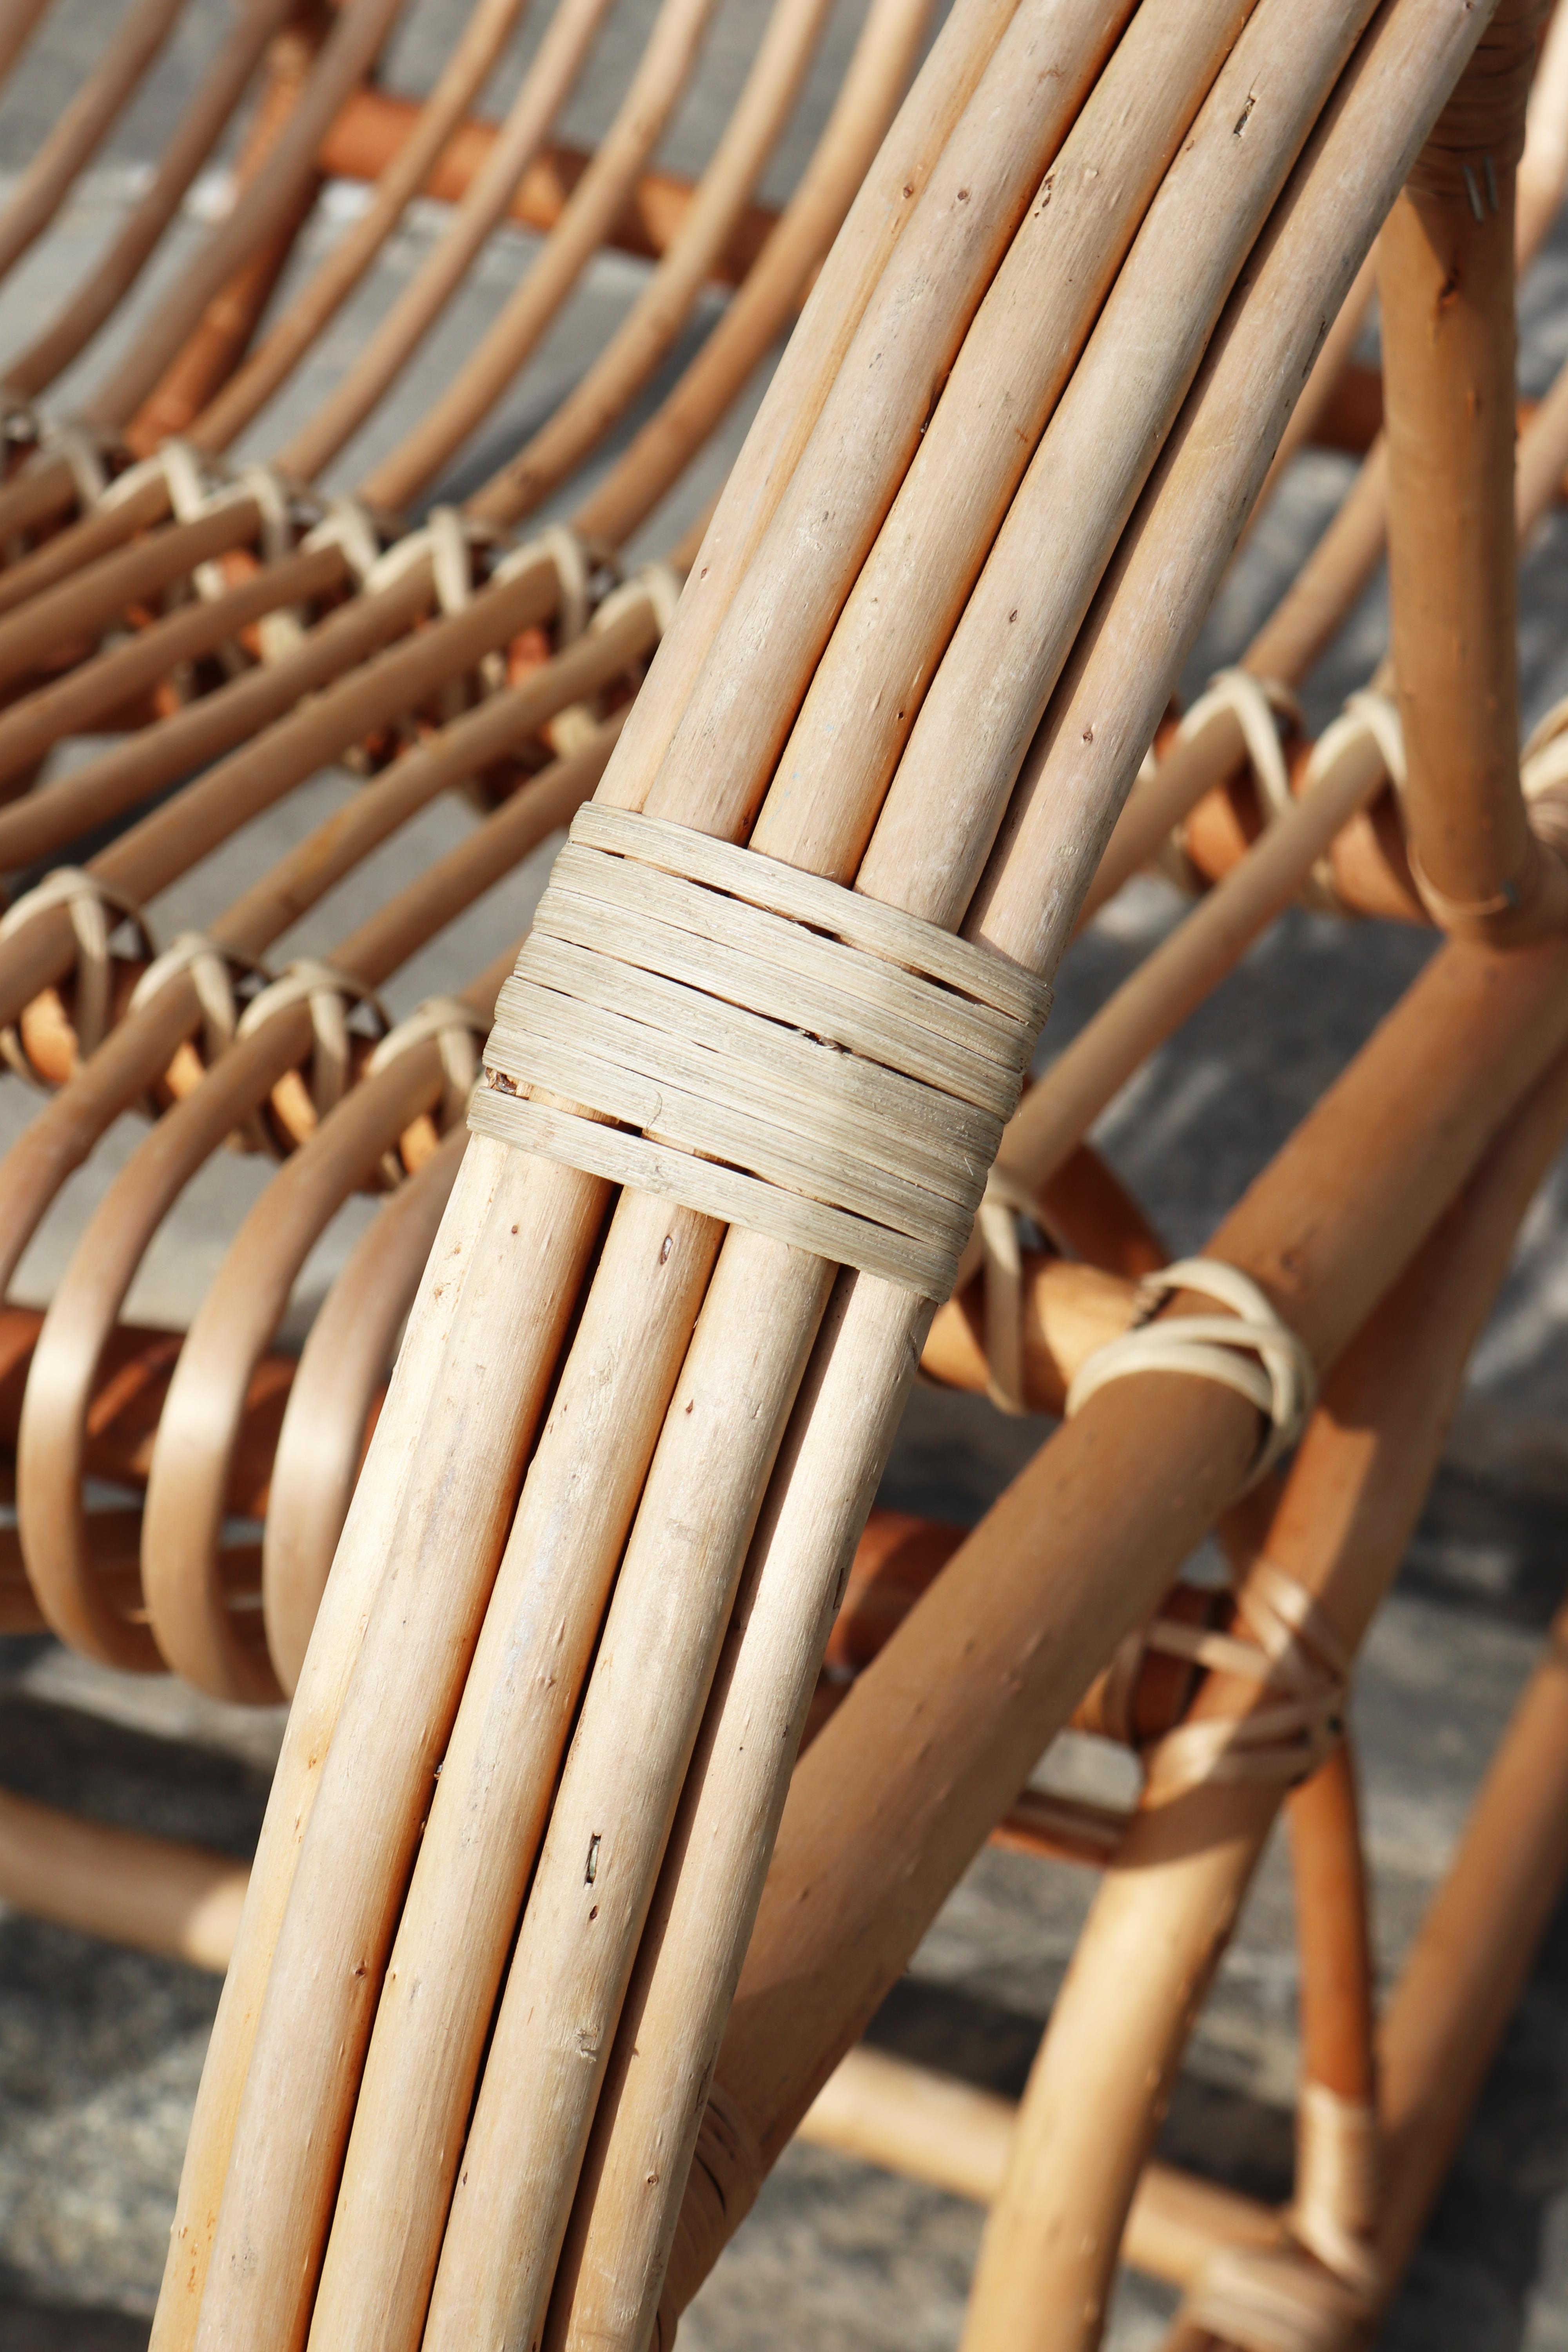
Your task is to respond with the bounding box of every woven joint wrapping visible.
[470,806,1052,1299]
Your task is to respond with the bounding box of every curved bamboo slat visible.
[0,0,931,942]
[179,0,540,453]
[0,0,55,97]
[1,0,302,399]
[0,0,195,286]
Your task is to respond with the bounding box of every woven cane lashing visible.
[471,805,1051,1299]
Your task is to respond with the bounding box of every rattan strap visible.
[1180,2240,1372,2352]
[127,929,271,1071]
[236,958,390,1123]
[1138,1556,1348,1799]
[471,807,1052,1300]
[1291,2080,1381,2296]
[1065,1258,1314,1482]
[367,994,489,1131]
[0,866,157,1073]
[1178,668,1302,822]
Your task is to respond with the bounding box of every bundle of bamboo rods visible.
[130,6,1535,2351]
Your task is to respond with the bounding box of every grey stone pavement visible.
[0,0,1566,2344]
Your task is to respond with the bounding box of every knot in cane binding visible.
[471,806,1052,1300]
[1065,1258,1315,1485]
[1180,669,1303,824]
[1179,2078,1381,2352]
[1167,667,1306,895]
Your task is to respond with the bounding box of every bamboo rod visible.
[123,53,331,450]
[0,1308,287,1508]
[189,0,1143,2262]
[0,18,1542,2352]
[152,0,1495,2333]
[1288,1737,1377,2104]
[449,0,845,528]
[200,27,1067,2343]
[0,468,181,624]
[335,5,1315,2334]
[315,99,777,282]
[626,0,1134,847]
[0,0,53,97]
[1241,247,1378,535]
[568,0,937,549]
[1381,0,1565,940]
[0,1785,248,1972]
[1517,0,1568,256]
[781,0,1330,891]
[1093,317,1568,927]
[0,590,641,1221]
[0,541,351,817]
[81,0,408,434]
[331,1230,830,2352]
[0,549,563,1035]
[0,0,927,823]
[1370,1593,1568,2312]
[0,0,192,287]
[580,0,1022,817]
[993,723,1390,1207]
[183,0,537,453]
[1228,5,1568,698]
[796,2044,1282,2287]
[448,9,1510,2344]
[0,497,271,695]
[279,0,687,490]
[136,952,515,1695]
[0,0,969,790]
[260,1122,465,1689]
[149,1134,604,2350]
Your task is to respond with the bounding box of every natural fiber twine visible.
[1065,1258,1315,1482]
[473,806,1052,1299]
[1135,1555,1348,1801]
[0,865,157,1075]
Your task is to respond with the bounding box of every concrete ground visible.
[0,0,1567,2344]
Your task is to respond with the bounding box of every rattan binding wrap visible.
[471,805,1052,1299]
